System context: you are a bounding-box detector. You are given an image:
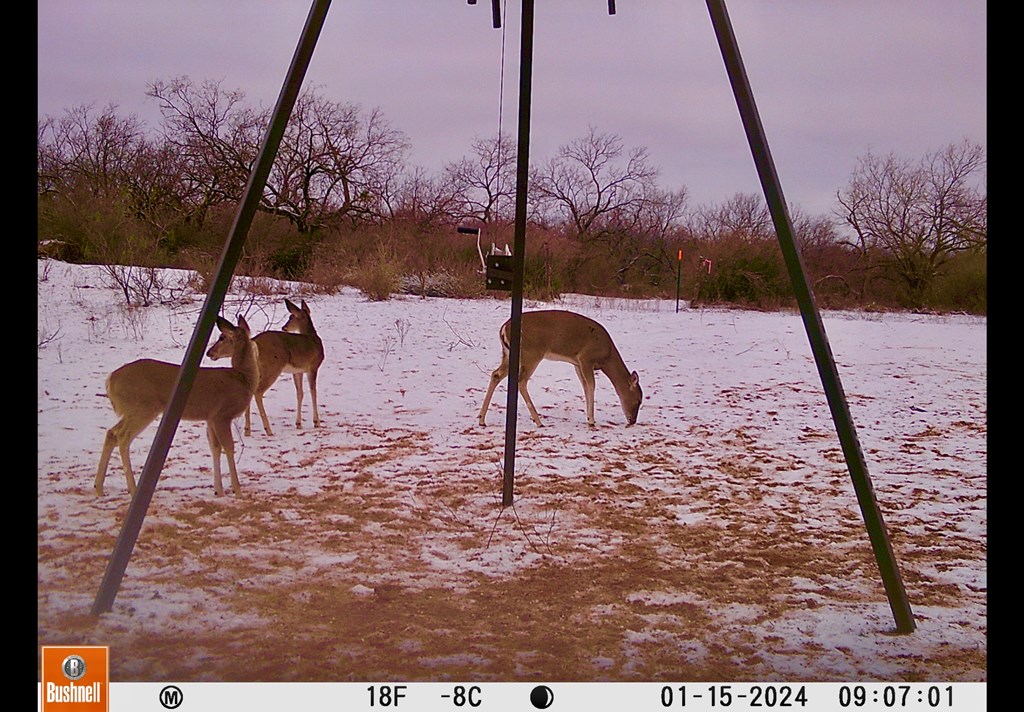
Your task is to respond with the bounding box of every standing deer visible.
[94,315,260,497]
[225,298,323,436]
[478,309,643,428]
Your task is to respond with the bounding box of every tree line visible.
[37,77,986,313]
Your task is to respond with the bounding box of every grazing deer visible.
[225,298,323,436]
[478,309,643,428]
[94,315,260,497]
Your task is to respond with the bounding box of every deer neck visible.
[307,325,322,347]
[291,322,322,347]
[598,345,632,395]
[233,341,261,394]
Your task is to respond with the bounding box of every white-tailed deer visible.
[94,315,260,497]
[478,309,643,428]
[225,298,323,436]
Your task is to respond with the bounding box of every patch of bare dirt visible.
[38,421,985,682]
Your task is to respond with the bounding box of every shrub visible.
[928,251,987,314]
[101,264,166,307]
[267,242,314,280]
[401,271,460,298]
[353,241,403,301]
[695,249,790,308]
[301,240,350,294]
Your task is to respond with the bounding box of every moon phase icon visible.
[530,685,554,709]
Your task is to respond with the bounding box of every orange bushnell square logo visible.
[40,646,109,712]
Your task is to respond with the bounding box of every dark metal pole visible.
[501,0,535,507]
[704,0,915,633]
[91,0,333,615]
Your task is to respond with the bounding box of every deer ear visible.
[285,298,298,313]
[215,315,232,333]
[630,371,640,386]
[301,299,310,313]
[237,314,250,332]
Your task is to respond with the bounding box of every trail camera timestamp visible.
[838,685,956,708]
[660,684,809,707]
[657,684,963,710]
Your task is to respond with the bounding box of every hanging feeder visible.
[457,225,513,291]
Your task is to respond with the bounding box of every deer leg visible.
[117,440,137,495]
[478,353,510,426]
[213,418,242,495]
[517,359,545,427]
[253,390,274,436]
[208,420,241,496]
[292,373,304,429]
[308,369,321,428]
[95,426,120,496]
[575,364,598,427]
[110,413,154,496]
[206,422,225,496]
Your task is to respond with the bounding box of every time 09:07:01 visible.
[839,685,954,708]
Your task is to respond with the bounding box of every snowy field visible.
[37,259,986,682]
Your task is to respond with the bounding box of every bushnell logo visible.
[62,654,87,681]
[41,646,109,711]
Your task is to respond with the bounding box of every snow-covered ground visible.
[37,259,986,682]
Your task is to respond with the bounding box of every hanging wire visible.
[495,0,508,220]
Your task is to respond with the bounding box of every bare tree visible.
[379,165,460,230]
[147,77,263,225]
[926,140,987,251]
[442,132,517,225]
[689,192,775,243]
[37,116,62,198]
[268,91,410,231]
[37,103,150,202]
[530,127,660,242]
[37,103,190,262]
[149,78,411,234]
[836,139,986,303]
[605,184,689,286]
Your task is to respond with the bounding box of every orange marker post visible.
[675,248,683,312]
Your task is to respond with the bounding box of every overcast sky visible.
[37,1,986,217]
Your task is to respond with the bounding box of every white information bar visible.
[38,681,986,711]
